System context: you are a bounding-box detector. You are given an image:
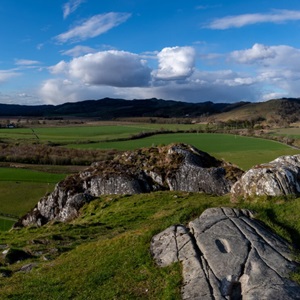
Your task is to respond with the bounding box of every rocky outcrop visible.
[231,154,300,201]
[151,207,300,299]
[15,144,243,227]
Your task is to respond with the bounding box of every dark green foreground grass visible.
[0,191,299,299]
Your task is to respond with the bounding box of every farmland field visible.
[0,124,299,230]
[0,122,300,296]
[0,168,65,230]
[67,133,300,170]
[0,123,202,144]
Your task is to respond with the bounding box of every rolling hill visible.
[0,97,300,125]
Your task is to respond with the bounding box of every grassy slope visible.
[212,99,282,121]
[0,192,299,299]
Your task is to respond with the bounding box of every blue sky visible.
[1,0,300,105]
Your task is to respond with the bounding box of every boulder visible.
[2,248,33,264]
[231,154,300,200]
[151,207,300,300]
[15,144,243,227]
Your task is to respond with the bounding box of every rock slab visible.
[151,207,300,299]
[231,154,300,200]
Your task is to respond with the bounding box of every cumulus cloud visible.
[206,9,300,29]
[231,44,300,69]
[39,78,117,104]
[230,43,300,100]
[38,43,300,105]
[49,60,69,74]
[63,0,85,19]
[153,46,196,80]
[102,69,261,103]
[55,13,131,43]
[48,50,152,87]
[231,43,276,64]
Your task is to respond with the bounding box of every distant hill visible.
[0,98,249,119]
[211,98,300,125]
[0,97,300,124]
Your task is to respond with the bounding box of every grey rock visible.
[166,145,238,195]
[231,154,300,200]
[15,144,242,227]
[19,263,37,273]
[151,207,300,300]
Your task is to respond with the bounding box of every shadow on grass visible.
[264,208,300,250]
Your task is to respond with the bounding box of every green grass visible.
[0,168,65,216]
[68,133,299,170]
[0,182,57,217]
[0,192,299,299]
[0,123,201,144]
[0,217,15,231]
[0,168,65,183]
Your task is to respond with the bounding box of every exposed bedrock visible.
[15,144,243,227]
[151,207,300,300]
[231,154,300,200]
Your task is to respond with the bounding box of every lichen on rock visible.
[231,154,300,201]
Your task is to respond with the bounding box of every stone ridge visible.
[15,144,243,227]
[150,207,300,300]
[231,154,300,200]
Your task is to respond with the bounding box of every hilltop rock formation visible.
[151,207,300,300]
[15,144,243,227]
[231,154,300,201]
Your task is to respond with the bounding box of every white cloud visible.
[61,45,96,57]
[231,44,300,69]
[0,70,20,83]
[63,0,85,19]
[49,60,69,74]
[14,59,41,66]
[39,73,260,105]
[38,43,300,105]
[55,13,131,43]
[39,78,118,104]
[206,9,300,29]
[153,46,196,80]
[231,43,276,64]
[48,50,152,87]
[230,43,300,100]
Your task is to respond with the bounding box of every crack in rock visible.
[150,207,300,300]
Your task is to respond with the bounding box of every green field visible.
[68,133,299,170]
[0,123,201,144]
[0,168,65,222]
[0,129,299,219]
[0,217,15,231]
[0,124,300,297]
[0,167,66,183]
